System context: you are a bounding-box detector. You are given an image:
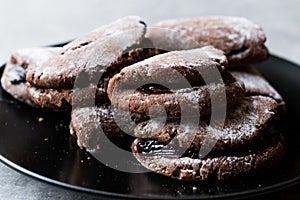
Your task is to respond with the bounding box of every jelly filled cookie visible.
[70,105,149,152]
[108,47,244,118]
[24,16,161,110]
[1,47,60,106]
[132,129,284,181]
[147,16,269,67]
[134,96,277,152]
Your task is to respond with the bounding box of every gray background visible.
[0,0,299,199]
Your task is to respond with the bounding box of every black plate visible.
[0,53,300,199]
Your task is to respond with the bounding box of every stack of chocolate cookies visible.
[1,16,285,181]
[107,50,285,181]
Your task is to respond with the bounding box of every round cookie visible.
[146,16,269,67]
[26,16,148,88]
[107,47,238,118]
[0,47,60,106]
[132,129,285,181]
[1,63,35,106]
[9,47,60,71]
[134,96,277,152]
[70,105,149,152]
[231,66,286,116]
[26,48,161,110]
[26,84,108,110]
[109,72,245,118]
[107,46,228,97]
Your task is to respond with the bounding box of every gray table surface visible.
[0,0,300,199]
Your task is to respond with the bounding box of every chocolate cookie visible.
[1,47,60,106]
[132,129,285,181]
[9,47,60,71]
[21,17,161,110]
[107,47,240,118]
[26,16,149,88]
[134,96,277,152]
[146,16,269,67]
[107,46,228,97]
[26,84,109,110]
[26,47,160,110]
[70,105,149,152]
[109,72,245,118]
[231,66,286,115]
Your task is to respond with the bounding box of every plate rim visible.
[2,147,300,200]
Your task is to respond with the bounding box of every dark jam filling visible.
[136,139,200,158]
[137,84,172,94]
[11,78,25,84]
[181,149,200,159]
[10,68,26,84]
[136,131,279,159]
[226,46,248,56]
[136,139,166,153]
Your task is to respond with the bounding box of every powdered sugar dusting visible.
[27,16,146,88]
[133,130,284,181]
[231,67,283,103]
[12,47,60,70]
[110,47,227,89]
[1,47,59,106]
[70,107,101,152]
[147,16,266,57]
[134,96,277,151]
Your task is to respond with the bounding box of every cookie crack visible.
[226,46,248,57]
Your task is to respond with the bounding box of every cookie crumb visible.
[37,117,44,123]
